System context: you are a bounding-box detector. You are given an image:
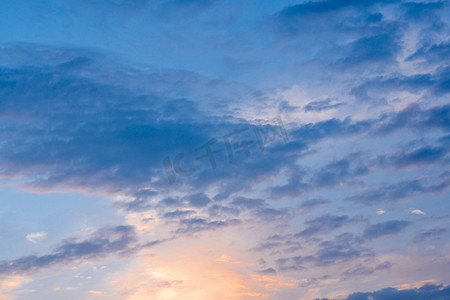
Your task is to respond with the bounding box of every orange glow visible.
[89,290,107,297]
[113,238,271,300]
[0,277,22,289]
[249,274,297,291]
[395,279,438,290]
[233,292,270,298]
[0,276,26,300]
[216,255,233,262]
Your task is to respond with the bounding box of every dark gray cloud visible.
[113,198,153,212]
[336,33,401,68]
[0,225,137,276]
[375,103,450,134]
[230,196,266,210]
[278,100,300,113]
[315,284,450,300]
[1,45,449,203]
[270,106,450,199]
[311,155,369,188]
[0,62,220,191]
[315,233,370,266]
[254,207,290,222]
[408,40,450,64]
[159,197,184,207]
[376,144,448,169]
[175,217,240,234]
[304,99,344,112]
[276,255,305,271]
[113,189,157,212]
[163,209,196,219]
[0,44,261,195]
[271,0,400,37]
[182,192,211,208]
[251,233,303,255]
[351,70,450,102]
[299,198,331,211]
[345,177,449,205]
[257,267,277,275]
[363,220,411,240]
[298,275,332,288]
[251,242,283,253]
[341,261,392,279]
[345,283,450,300]
[268,153,369,199]
[274,232,370,270]
[413,228,447,243]
[208,204,239,218]
[296,214,351,238]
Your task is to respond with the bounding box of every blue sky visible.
[0,0,449,299]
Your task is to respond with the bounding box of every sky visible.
[0,0,449,299]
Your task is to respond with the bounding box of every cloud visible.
[159,197,184,207]
[345,283,450,300]
[163,209,196,219]
[182,193,211,208]
[376,145,448,169]
[269,153,369,199]
[337,34,401,68]
[257,268,277,275]
[251,242,283,252]
[275,255,305,272]
[175,217,240,234]
[304,99,344,112]
[114,241,267,300]
[314,233,369,266]
[375,104,450,134]
[295,214,351,238]
[271,0,400,37]
[208,204,239,218]
[299,198,331,211]
[351,69,450,104]
[413,228,447,243]
[363,220,411,240]
[276,232,371,270]
[410,208,426,215]
[230,196,266,210]
[113,198,152,212]
[0,226,137,276]
[25,232,46,244]
[88,290,107,297]
[341,261,392,279]
[351,74,434,102]
[408,40,450,64]
[254,208,290,223]
[311,155,369,188]
[345,177,449,205]
[0,276,25,290]
[250,233,303,254]
[0,44,254,193]
[1,44,449,205]
[278,0,398,17]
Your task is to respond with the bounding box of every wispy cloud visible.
[25,232,46,244]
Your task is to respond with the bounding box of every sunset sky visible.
[0,1,449,299]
